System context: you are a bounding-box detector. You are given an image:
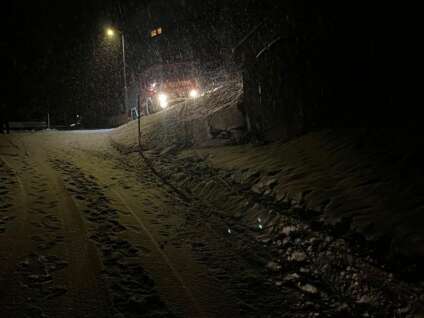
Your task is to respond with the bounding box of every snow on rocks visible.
[212,166,424,316]
[251,176,279,195]
[288,251,308,262]
[280,225,298,236]
[266,261,281,272]
[298,283,319,295]
[284,273,300,282]
[112,139,424,317]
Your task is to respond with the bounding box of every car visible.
[138,62,201,116]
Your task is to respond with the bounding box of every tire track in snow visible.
[67,143,237,317]
[50,158,176,318]
[112,189,205,318]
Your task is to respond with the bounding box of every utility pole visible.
[137,94,141,149]
[121,33,128,114]
[105,27,129,115]
[46,96,51,129]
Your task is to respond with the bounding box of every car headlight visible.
[189,89,199,98]
[158,93,168,108]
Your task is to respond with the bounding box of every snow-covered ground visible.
[111,74,244,151]
[1,79,424,316]
[111,78,424,263]
[0,131,250,317]
[109,78,424,316]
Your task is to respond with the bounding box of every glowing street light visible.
[189,89,199,98]
[106,28,115,37]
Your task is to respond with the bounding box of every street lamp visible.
[105,27,128,114]
[106,28,115,37]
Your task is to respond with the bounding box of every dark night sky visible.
[4,0,246,123]
[3,1,402,125]
[2,1,281,121]
[3,1,136,121]
[4,1,113,119]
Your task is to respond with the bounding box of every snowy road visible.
[0,131,252,318]
[2,131,422,318]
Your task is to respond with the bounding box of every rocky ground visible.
[118,143,424,317]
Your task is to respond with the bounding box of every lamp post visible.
[106,27,128,114]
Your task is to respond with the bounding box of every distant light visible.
[106,28,115,37]
[189,89,199,98]
[150,27,163,38]
[258,224,263,230]
[158,93,168,109]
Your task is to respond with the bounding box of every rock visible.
[230,171,242,183]
[241,170,260,184]
[265,178,278,187]
[284,273,300,282]
[274,191,286,202]
[208,103,245,135]
[292,192,305,205]
[357,295,372,304]
[289,251,307,262]
[266,261,281,272]
[261,238,271,244]
[335,303,350,314]
[397,306,410,315]
[299,283,318,294]
[251,182,265,194]
[242,200,250,207]
[300,267,310,273]
[280,225,297,236]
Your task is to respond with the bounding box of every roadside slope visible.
[110,79,424,262]
[112,76,244,151]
